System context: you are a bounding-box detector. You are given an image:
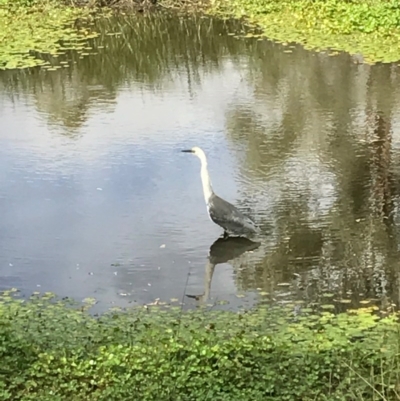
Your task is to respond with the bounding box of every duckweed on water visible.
[1,289,400,400]
[209,0,400,63]
[0,0,99,70]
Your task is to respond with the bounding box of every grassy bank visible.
[1,290,400,400]
[208,0,400,63]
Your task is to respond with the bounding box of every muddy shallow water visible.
[1,14,400,312]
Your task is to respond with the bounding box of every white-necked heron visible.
[182,146,260,239]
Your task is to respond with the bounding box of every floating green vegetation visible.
[0,0,100,70]
[209,0,400,63]
[1,289,400,400]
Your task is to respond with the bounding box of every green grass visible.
[1,289,400,400]
[208,0,400,63]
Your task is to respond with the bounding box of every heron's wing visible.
[208,195,258,233]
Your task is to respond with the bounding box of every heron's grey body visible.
[182,146,260,238]
[208,194,259,237]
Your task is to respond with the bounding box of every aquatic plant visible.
[1,289,400,400]
[208,0,400,63]
[0,0,98,70]
[3,0,400,70]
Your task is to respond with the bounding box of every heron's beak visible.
[181,149,194,153]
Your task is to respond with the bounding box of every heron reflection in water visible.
[181,147,260,239]
[186,236,261,303]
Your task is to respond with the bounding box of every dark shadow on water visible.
[186,237,261,303]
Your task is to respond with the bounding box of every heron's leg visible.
[223,231,229,240]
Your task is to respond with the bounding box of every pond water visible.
[1,13,400,313]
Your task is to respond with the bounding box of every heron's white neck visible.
[199,157,213,203]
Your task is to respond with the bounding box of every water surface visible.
[1,13,400,313]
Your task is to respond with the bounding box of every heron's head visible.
[181,146,207,163]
